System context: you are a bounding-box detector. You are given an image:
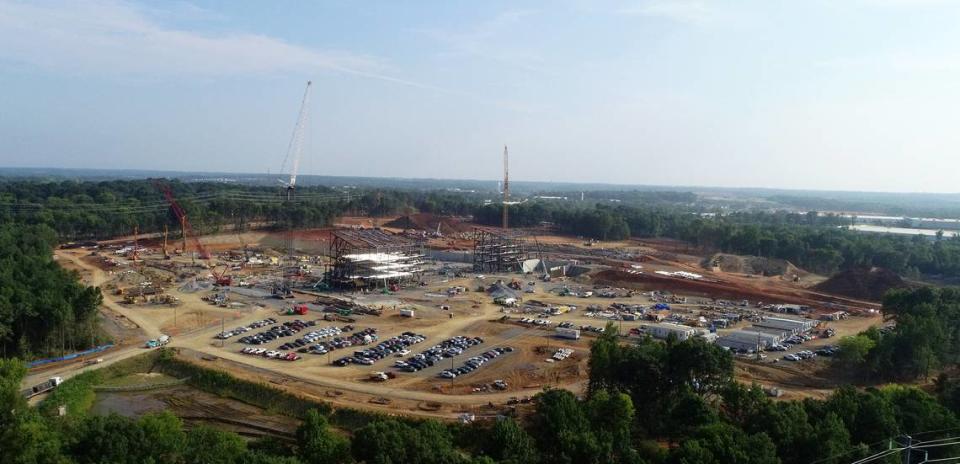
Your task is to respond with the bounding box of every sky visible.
[1,0,960,193]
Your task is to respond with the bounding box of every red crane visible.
[155,181,211,260]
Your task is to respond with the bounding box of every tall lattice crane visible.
[156,181,210,261]
[502,145,509,229]
[279,81,313,201]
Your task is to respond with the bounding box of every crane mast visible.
[502,145,510,229]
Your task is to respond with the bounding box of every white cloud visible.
[618,0,716,24]
[0,0,416,85]
[417,9,549,74]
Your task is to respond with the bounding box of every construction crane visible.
[500,145,527,229]
[155,181,210,261]
[502,145,509,229]
[278,81,313,260]
[279,81,313,201]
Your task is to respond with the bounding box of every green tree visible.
[138,412,186,464]
[295,410,350,464]
[670,423,779,464]
[837,335,876,367]
[185,426,247,464]
[483,418,539,464]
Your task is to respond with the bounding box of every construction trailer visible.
[326,229,424,289]
[716,329,780,351]
[472,229,526,273]
[637,322,697,341]
[753,316,816,334]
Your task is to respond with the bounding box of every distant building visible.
[753,316,815,334]
[638,323,697,341]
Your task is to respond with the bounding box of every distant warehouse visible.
[753,316,815,334]
[717,330,781,352]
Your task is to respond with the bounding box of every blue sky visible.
[1,0,959,192]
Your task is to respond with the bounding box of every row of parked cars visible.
[395,335,485,373]
[784,350,818,362]
[239,319,317,345]
[518,317,551,326]
[332,331,426,366]
[300,328,377,355]
[278,325,347,351]
[240,347,301,361]
[438,346,513,378]
[216,318,278,340]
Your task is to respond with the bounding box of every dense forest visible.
[0,224,103,359]
[4,325,960,464]
[840,287,960,382]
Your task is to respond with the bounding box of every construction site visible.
[29,82,889,421]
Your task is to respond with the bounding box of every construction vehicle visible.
[145,335,170,348]
[272,284,294,299]
[155,181,210,260]
[22,377,63,399]
[211,265,232,287]
[285,304,309,316]
[369,371,396,382]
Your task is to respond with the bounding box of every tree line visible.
[5,327,960,464]
[477,201,960,277]
[8,179,960,278]
[0,224,103,359]
[839,287,960,382]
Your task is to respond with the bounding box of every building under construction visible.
[326,229,424,289]
[472,229,526,273]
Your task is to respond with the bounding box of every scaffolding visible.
[326,229,424,289]
[472,228,526,273]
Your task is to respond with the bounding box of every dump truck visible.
[286,304,309,316]
[23,377,63,398]
[146,335,170,348]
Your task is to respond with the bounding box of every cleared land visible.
[32,219,885,417]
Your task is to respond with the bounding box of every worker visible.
[449,313,453,319]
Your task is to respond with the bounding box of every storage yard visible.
[39,216,885,418]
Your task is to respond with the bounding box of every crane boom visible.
[155,181,210,260]
[281,81,313,197]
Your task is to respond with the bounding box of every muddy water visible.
[91,385,300,440]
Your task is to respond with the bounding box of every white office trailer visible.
[716,329,781,352]
[639,323,697,341]
[753,316,815,334]
[555,327,581,340]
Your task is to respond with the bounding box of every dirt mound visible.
[384,213,472,233]
[705,253,805,278]
[813,267,909,302]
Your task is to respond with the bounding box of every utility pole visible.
[162,224,168,259]
[899,435,913,464]
[132,224,139,262]
[502,145,509,230]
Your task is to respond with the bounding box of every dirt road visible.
[22,252,167,393]
[56,251,164,339]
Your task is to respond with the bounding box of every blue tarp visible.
[28,344,114,368]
